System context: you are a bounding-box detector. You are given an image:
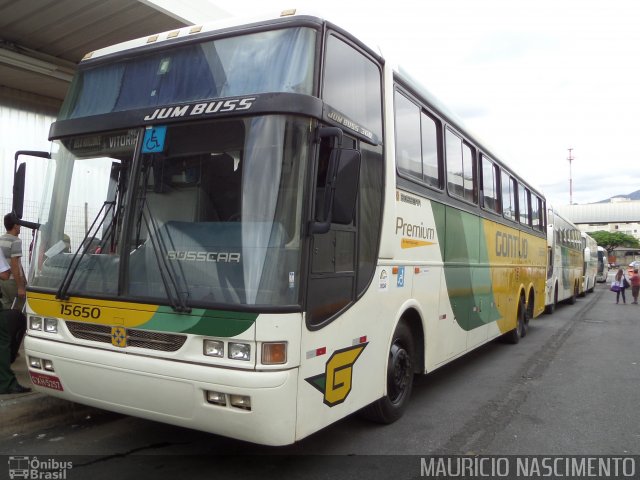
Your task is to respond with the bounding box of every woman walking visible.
[612,268,629,304]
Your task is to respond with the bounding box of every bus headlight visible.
[228,342,250,361]
[44,318,58,333]
[29,316,43,331]
[205,391,226,406]
[203,339,224,357]
[229,394,251,410]
[262,342,287,365]
[29,357,42,369]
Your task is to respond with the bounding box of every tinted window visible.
[481,155,499,212]
[61,28,317,120]
[446,129,464,198]
[421,112,440,188]
[394,92,421,178]
[446,128,476,203]
[394,90,442,188]
[502,171,516,221]
[519,184,530,226]
[531,194,543,230]
[323,35,382,140]
[462,143,476,203]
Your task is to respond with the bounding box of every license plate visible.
[29,372,64,391]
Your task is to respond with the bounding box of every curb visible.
[0,392,96,438]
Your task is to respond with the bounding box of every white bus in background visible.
[545,207,583,313]
[596,246,609,283]
[580,232,598,295]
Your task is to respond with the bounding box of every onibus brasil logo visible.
[8,456,73,479]
[305,343,367,407]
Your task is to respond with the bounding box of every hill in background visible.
[597,190,640,203]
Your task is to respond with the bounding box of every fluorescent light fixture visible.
[0,47,74,82]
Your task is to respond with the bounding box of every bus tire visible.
[504,297,526,344]
[526,294,534,328]
[544,286,558,314]
[361,322,414,424]
[568,283,578,305]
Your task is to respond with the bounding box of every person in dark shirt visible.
[0,248,31,394]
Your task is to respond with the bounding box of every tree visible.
[589,230,640,255]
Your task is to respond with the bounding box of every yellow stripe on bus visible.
[27,292,158,327]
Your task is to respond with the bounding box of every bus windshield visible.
[30,115,310,308]
[59,27,316,120]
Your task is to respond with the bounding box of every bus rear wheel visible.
[545,286,558,314]
[504,297,526,344]
[568,283,578,304]
[361,322,414,424]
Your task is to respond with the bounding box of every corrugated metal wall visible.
[0,87,59,273]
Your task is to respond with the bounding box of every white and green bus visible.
[544,207,583,313]
[596,245,609,283]
[581,232,598,295]
[16,11,547,446]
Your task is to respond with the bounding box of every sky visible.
[151,0,640,207]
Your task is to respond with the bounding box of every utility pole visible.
[567,148,574,205]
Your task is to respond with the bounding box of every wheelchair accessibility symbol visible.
[142,126,167,153]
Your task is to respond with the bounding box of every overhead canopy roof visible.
[0,0,191,102]
[556,201,640,224]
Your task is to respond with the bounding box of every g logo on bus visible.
[305,343,367,407]
[111,327,127,348]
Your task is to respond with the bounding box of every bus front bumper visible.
[24,335,298,446]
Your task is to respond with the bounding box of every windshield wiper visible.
[141,202,191,313]
[133,157,191,313]
[56,200,115,300]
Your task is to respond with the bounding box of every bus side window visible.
[445,128,464,198]
[518,183,530,226]
[481,154,498,213]
[501,171,516,221]
[446,128,476,203]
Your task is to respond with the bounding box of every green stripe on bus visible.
[139,306,258,337]
[432,203,501,331]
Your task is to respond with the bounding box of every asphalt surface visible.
[1,273,637,450]
[0,342,95,438]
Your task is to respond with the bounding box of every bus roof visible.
[81,9,381,63]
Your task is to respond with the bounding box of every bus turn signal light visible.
[262,342,287,365]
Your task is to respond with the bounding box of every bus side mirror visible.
[13,150,50,229]
[310,148,361,234]
[13,162,26,219]
[330,148,360,224]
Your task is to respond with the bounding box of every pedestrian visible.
[0,212,26,309]
[0,213,27,361]
[631,268,640,304]
[612,268,629,304]
[0,247,31,394]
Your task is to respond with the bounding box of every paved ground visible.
[1,272,636,449]
[0,340,95,438]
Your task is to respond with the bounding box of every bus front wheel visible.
[361,322,415,424]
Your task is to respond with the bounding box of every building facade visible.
[556,198,640,266]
